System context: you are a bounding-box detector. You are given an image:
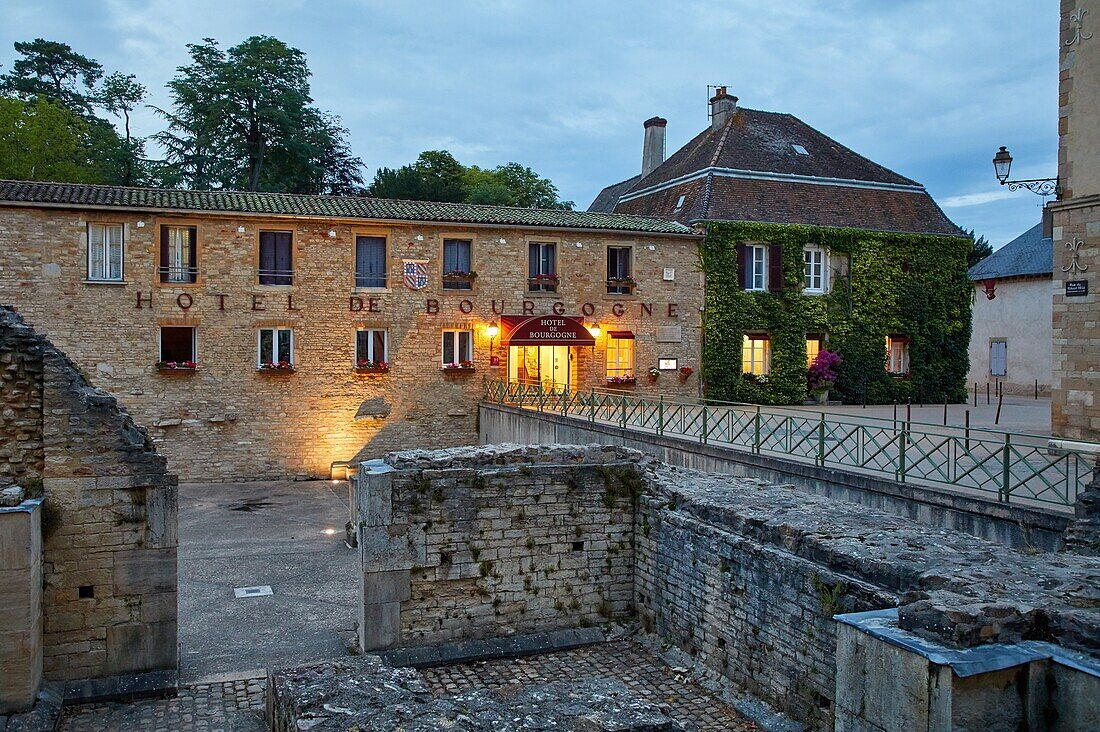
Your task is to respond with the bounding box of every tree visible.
[367,151,574,209]
[0,38,103,115]
[97,72,146,185]
[964,229,993,269]
[0,96,111,182]
[156,36,363,193]
[367,150,466,202]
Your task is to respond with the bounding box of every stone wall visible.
[0,206,702,482]
[0,494,42,714]
[635,461,1100,729]
[0,306,177,683]
[967,277,1052,396]
[355,445,639,651]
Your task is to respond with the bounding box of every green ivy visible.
[700,221,973,405]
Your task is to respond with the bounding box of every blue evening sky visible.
[0,1,1058,248]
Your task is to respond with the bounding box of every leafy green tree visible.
[964,229,993,268]
[465,162,573,209]
[0,96,111,182]
[0,38,103,115]
[367,150,467,202]
[368,151,573,209]
[97,72,146,185]
[156,36,363,193]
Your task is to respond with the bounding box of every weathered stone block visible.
[363,570,410,604]
[359,602,401,651]
[105,620,177,675]
[112,548,176,595]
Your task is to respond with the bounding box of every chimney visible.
[709,86,738,130]
[641,116,667,177]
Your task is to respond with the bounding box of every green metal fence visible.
[484,379,1096,509]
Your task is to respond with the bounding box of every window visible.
[160,226,197,283]
[792,144,809,155]
[674,194,686,211]
[748,245,767,291]
[355,329,388,367]
[159,327,195,364]
[804,247,826,293]
[606,335,635,379]
[442,330,473,367]
[258,328,294,368]
[355,235,387,288]
[528,241,557,292]
[806,336,823,367]
[606,246,633,294]
[742,334,771,376]
[990,340,1007,377]
[442,239,473,290]
[258,231,293,285]
[887,336,910,376]
[87,223,124,281]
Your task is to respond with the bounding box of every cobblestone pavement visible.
[421,640,758,732]
[59,675,266,732]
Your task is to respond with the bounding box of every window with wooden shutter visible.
[736,243,749,289]
[990,340,1007,377]
[259,231,293,285]
[744,245,768,291]
[442,239,473,290]
[768,244,783,291]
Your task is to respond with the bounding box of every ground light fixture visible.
[992,146,1060,196]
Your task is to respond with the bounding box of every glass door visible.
[509,345,570,393]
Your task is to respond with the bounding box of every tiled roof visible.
[630,109,917,190]
[587,175,639,213]
[0,180,696,236]
[590,108,963,236]
[968,223,1052,280]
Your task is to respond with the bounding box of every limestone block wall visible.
[0,497,42,713]
[0,306,177,682]
[633,463,1100,729]
[357,444,639,651]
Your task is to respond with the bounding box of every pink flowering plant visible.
[259,360,294,371]
[355,359,389,371]
[606,374,636,384]
[807,350,842,394]
[443,360,475,370]
[156,360,197,371]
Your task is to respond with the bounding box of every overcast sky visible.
[0,0,1058,247]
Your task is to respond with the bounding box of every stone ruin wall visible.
[358,444,1100,730]
[358,445,638,650]
[0,306,177,683]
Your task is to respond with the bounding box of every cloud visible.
[940,190,1019,208]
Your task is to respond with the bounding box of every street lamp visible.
[991,146,1060,196]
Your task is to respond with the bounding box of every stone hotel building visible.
[0,181,701,481]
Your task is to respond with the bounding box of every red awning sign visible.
[500,315,595,346]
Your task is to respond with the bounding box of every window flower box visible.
[606,375,636,386]
[258,361,295,373]
[606,276,637,294]
[527,273,560,292]
[442,270,478,283]
[156,361,197,373]
[442,360,476,373]
[354,359,389,374]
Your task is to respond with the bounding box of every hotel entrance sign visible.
[500,315,595,346]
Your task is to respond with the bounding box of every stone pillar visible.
[0,491,43,714]
[355,462,414,652]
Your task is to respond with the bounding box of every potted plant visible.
[606,374,636,386]
[647,367,661,381]
[355,359,389,374]
[442,270,478,284]
[808,350,842,404]
[679,365,694,382]
[442,360,476,372]
[527,273,561,290]
[258,360,295,373]
[606,275,637,293]
[156,360,197,372]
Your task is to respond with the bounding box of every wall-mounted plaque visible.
[663,268,675,281]
[655,325,682,343]
[658,358,678,370]
[1066,280,1088,297]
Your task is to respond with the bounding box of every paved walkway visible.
[60,674,266,732]
[422,640,757,731]
[178,480,358,681]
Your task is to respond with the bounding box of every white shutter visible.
[990,341,1007,377]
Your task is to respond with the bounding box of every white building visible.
[967,223,1053,396]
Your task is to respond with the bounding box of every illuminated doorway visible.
[509,345,570,392]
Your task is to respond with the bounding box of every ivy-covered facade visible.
[700,221,973,405]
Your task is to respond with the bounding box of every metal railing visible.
[484,379,1097,509]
